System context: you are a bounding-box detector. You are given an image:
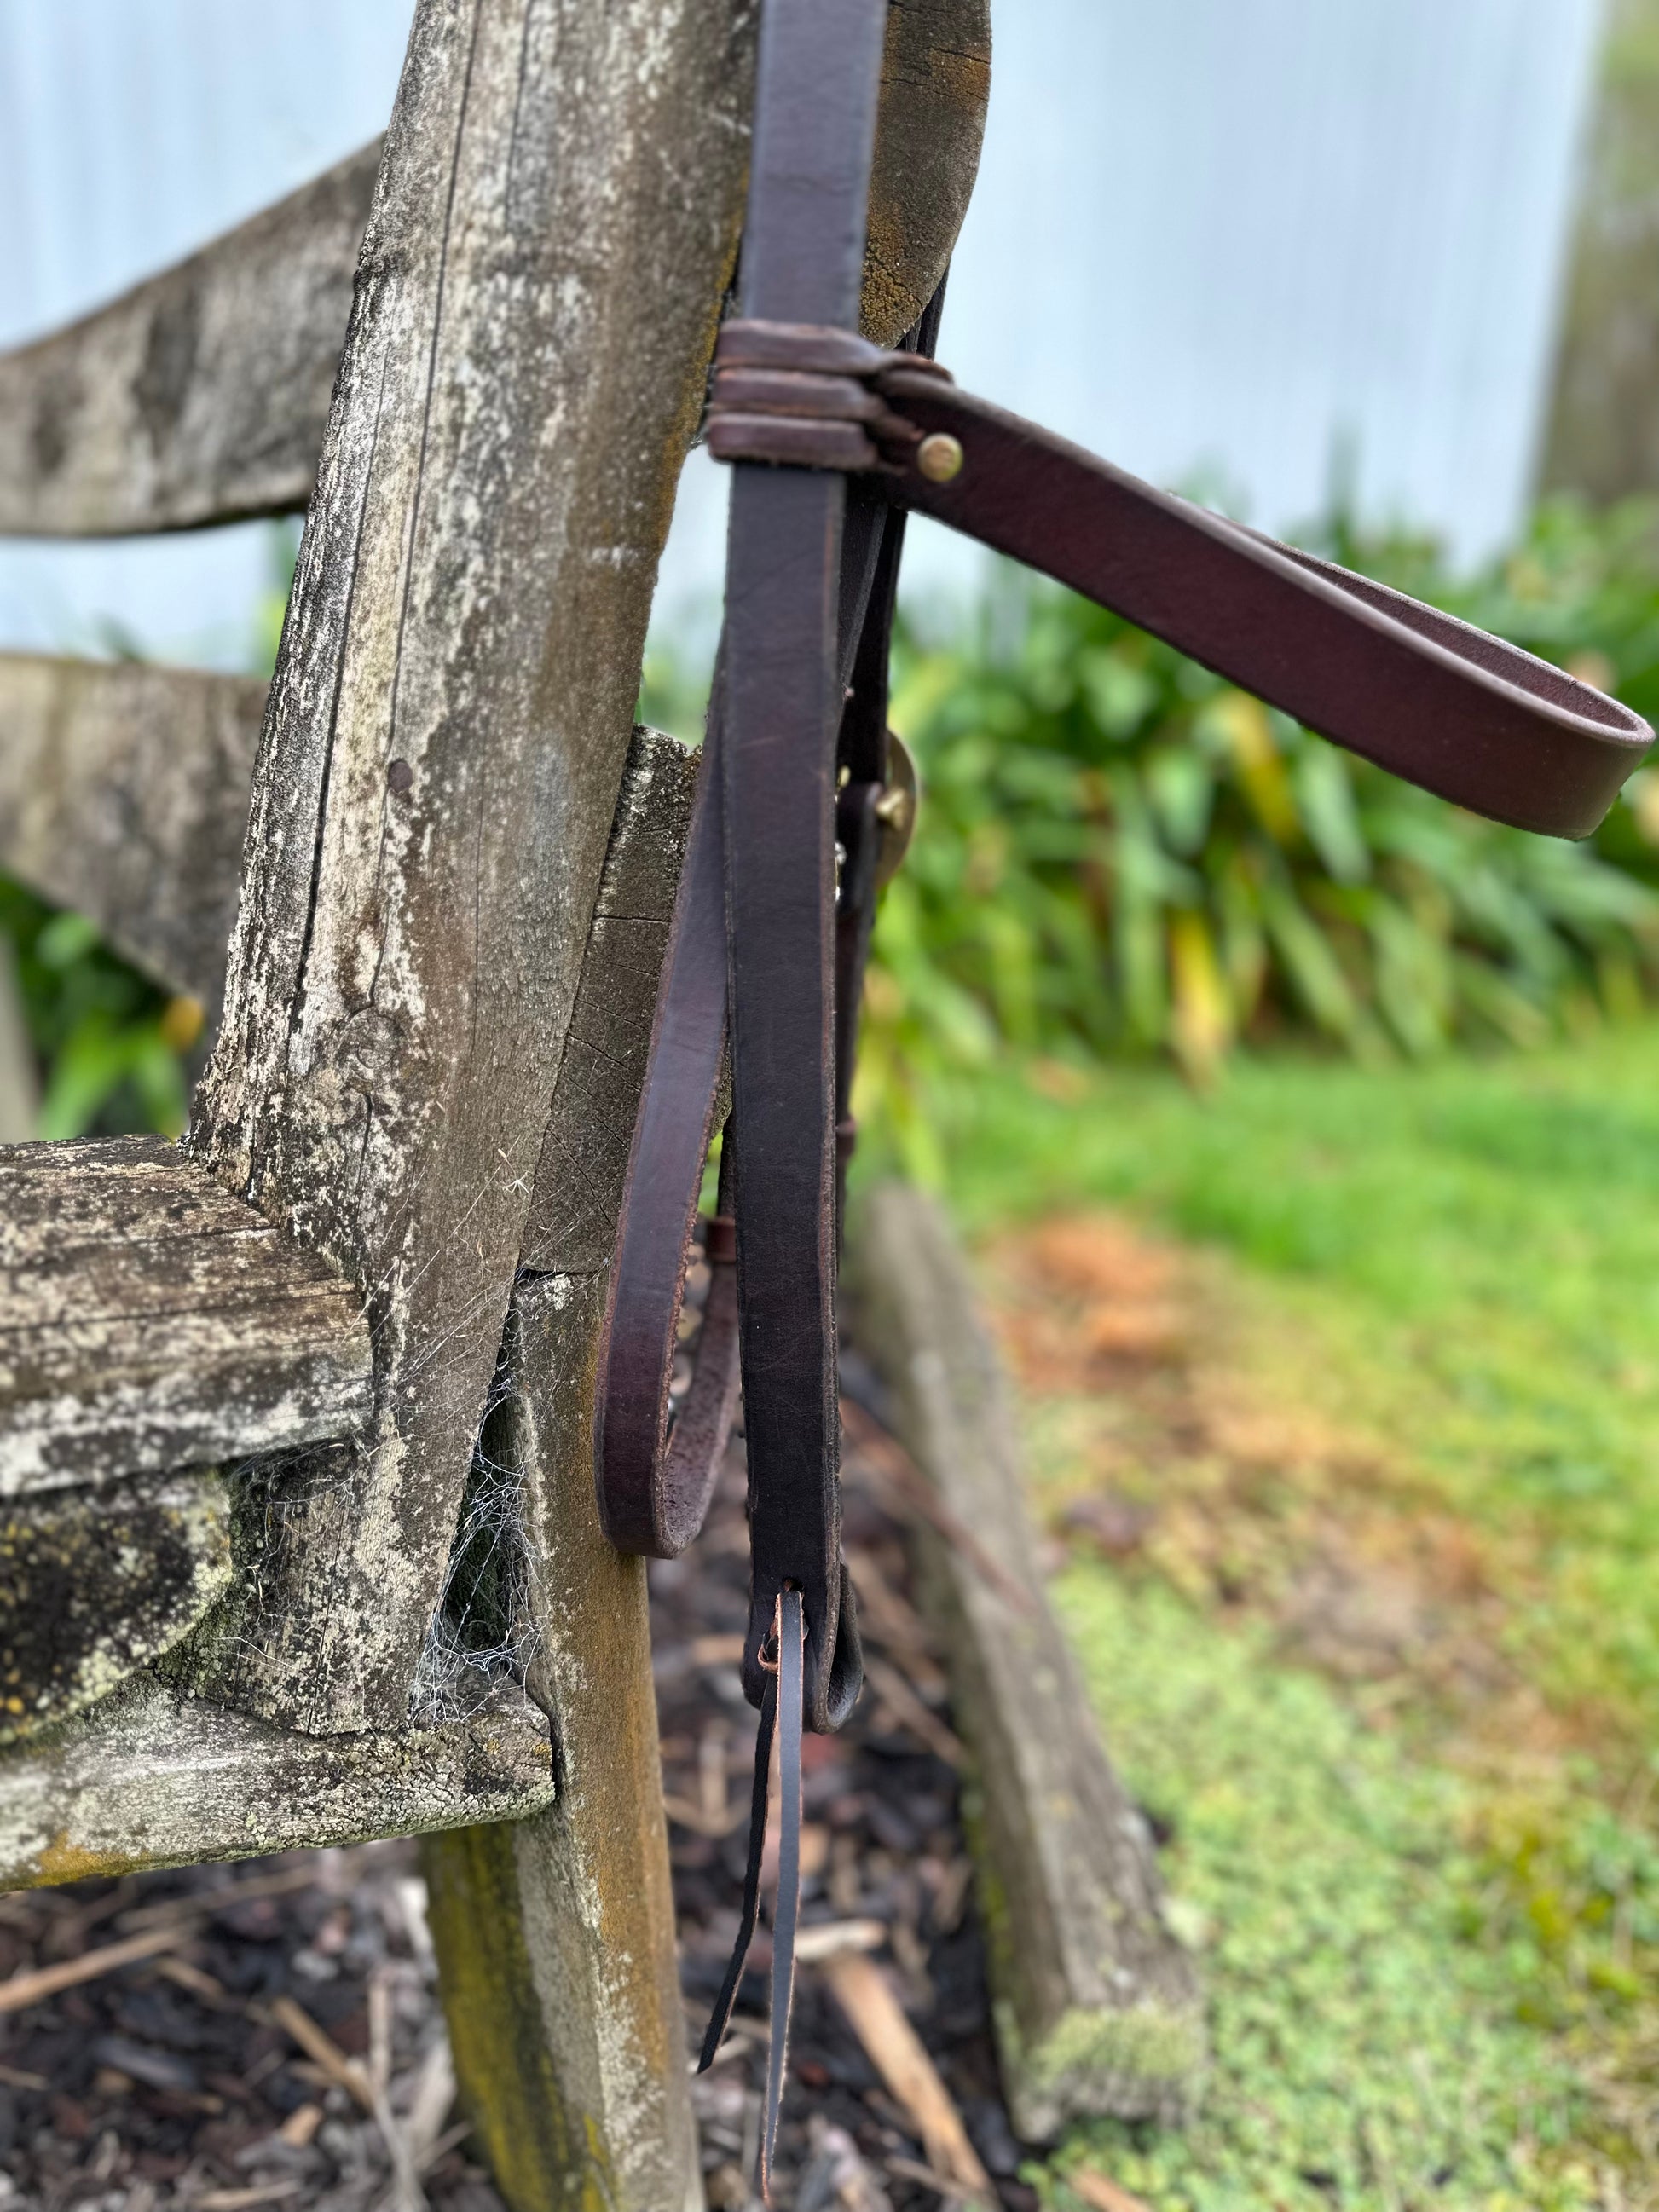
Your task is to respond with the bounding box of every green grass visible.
[882,1024,1659,1735]
[1043,1580,1610,2212]
[855,1023,1659,2204]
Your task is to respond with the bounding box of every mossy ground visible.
[860,1021,1659,2207]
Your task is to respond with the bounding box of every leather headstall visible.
[592,0,1655,2192]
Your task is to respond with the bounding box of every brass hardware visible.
[872,732,921,888]
[916,432,964,484]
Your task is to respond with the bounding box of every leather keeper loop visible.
[713,367,888,422]
[707,318,952,472]
[706,412,882,471]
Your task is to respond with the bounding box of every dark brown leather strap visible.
[606,3,1651,2186]
[593,692,738,1557]
[709,325,1651,838]
[697,1604,780,2071]
[878,373,1648,837]
[762,1587,805,2198]
[594,482,907,1562]
[720,0,887,1743]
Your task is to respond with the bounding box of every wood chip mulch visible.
[0,1404,1037,2212]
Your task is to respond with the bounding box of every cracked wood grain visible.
[517,727,700,1276]
[425,736,702,2212]
[187,0,760,1735]
[0,144,379,538]
[864,0,991,343]
[0,655,267,1008]
[0,1136,371,1498]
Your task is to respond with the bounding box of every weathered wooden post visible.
[0,4,990,2207]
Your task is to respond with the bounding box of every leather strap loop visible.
[872,373,1649,838]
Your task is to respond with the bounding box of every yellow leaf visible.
[1208,690,1298,842]
[1169,910,1233,1083]
[159,995,205,1053]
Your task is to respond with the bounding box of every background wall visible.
[0,0,411,667]
[0,0,1609,667]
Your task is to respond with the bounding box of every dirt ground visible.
[0,1418,1041,2212]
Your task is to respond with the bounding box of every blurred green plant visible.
[0,878,196,1138]
[858,496,1659,1160]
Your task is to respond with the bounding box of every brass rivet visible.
[916,432,964,485]
[873,786,913,835]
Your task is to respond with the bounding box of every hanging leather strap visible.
[720,0,889,1745]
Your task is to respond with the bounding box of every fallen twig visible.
[818,1950,994,2207]
[193,2186,304,2211]
[886,2153,992,2203]
[793,1919,886,1963]
[0,1921,198,2013]
[862,1653,966,1770]
[267,1995,374,2111]
[269,1995,426,2212]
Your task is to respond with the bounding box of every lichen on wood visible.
[0,1470,229,1745]
[0,1672,553,1892]
[0,1135,371,1496]
[428,1274,700,2212]
[425,734,702,2212]
[0,143,379,537]
[187,0,762,1736]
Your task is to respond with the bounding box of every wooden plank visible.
[864,0,992,343]
[0,655,266,1007]
[517,730,699,1274]
[0,1470,229,1744]
[184,0,762,1737]
[0,937,37,1143]
[0,1136,371,1495]
[0,143,379,537]
[426,1276,700,2212]
[844,1183,1206,2140]
[425,729,700,2212]
[0,1672,553,1891]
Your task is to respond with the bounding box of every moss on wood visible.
[0,1470,229,1743]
